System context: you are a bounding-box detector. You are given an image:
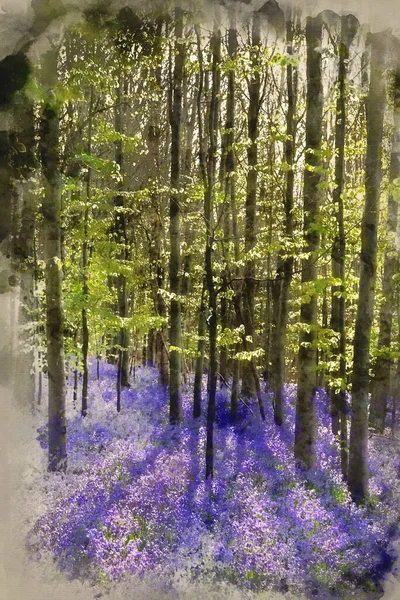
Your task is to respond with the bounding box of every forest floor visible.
[13,362,400,600]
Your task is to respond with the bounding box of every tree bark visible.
[169,7,185,424]
[271,14,297,426]
[330,15,359,477]
[242,12,261,399]
[193,284,206,418]
[193,25,208,419]
[40,47,67,472]
[147,33,169,387]
[348,32,387,504]
[220,8,237,388]
[205,21,221,479]
[369,68,400,433]
[81,85,94,417]
[114,73,130,399]
[294,15,323,470]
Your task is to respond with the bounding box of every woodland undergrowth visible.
[26,361,400,599]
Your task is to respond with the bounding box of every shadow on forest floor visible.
[26,362,400,600]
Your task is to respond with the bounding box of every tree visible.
[348,32,388,504]
[294,14,323,470]
[114,72,130,412]
[169,7,185,425]
[330,15,359,477]
[39,46,67,472]
[271,11,298,426]
[81,84,93,417]
[242,10,261,399]
[369,60,400,433]
[205,17,221,480]
[219,4,237,390]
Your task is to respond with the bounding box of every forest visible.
[3,0,400,598]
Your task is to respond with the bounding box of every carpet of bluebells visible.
[26,361,400,598]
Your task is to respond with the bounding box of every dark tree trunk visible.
[271,15,297,426]
[220,9,237,388]
[369,68,400,433]
[242,12,261,399]
[40,47,67,472]
[348,33,387,504]
[205,21,221,480]
[193,26,208,419]
[114,74,130,395]
[181,69,197,381]
[81,86,94,417]
[169,7,185,424]
[330,16,358,478]
[294,15,323,470]
[193,284,206,418]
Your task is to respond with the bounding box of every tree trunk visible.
[369,68,400,432]
[40,47,67,472]
[205,21,221,479]
[114,74,130,396]
[181,68,197,378]
[242,12,261,399]
[294,15,323,470]
[193,26,208,419]
[348,32,387,504]
[220,8,237,388]
[146,30,169,387]
[271,15,297,426]
[330,16,358,477]
[169,7,184,424]
[81,86,94,417]
[193,284,206,418]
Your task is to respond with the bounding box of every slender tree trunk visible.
[242,12,261,399]
[205,21,221,480]
[181,69,197,376]
[271,15,297,426]
[264,221,273,385]
[193,26,208,418]
[169,7,185,424]
[369,69,400,432]
[318,261,328,389]
[157,251,169,386]
[348,32,387,504]
[230,58,241,420]
[40,47,67,472]
[330,16,358,477]
[81,86,94,417]
[115,74,130,396]
[147,115,168,384]
[220,9,237,388]
[193,284,206,418]
[146,23,169,387]
[73,366,78,409]
[294,15,323,470]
